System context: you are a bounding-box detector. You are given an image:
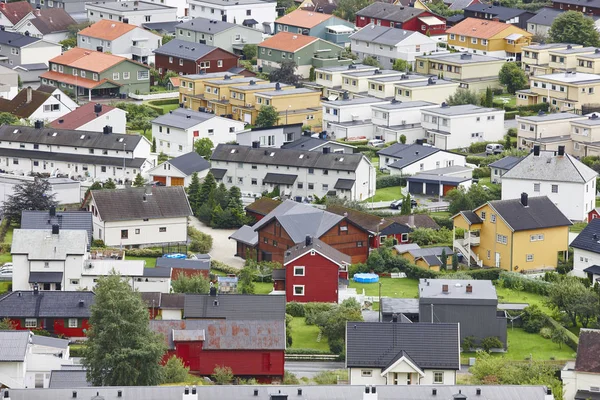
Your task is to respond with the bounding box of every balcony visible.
[131,46,153,57]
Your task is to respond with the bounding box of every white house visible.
[421,104,505,150]
[49,103,128,134]
[0,64,19,100]
[210,143,376,200]
[346,321,460,386]
[0,86,78,123]
[0,175,81,206]
[501,147,598,221]
[378,142,466,175]
[85,1,178,27]
[187,0,277,33]
[10,8,76,44]
[0,124,152,182]
[350,25,441,70]
[88,186,192,247]
[570,219,600,280]
[77,19,162,65]
[236,123,304,148]
[281,135,356,154]
[321,96,387,140]
[371,100,438,143]
[152,108,245,157]
[562,329,600,400]
[146,151,211,186]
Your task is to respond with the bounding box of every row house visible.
[372,100,438,143]
[274,8,355,46]
[313,63,377,99]
[0,123,152,181]
[185,76,263,115]
[322,96,387,140]
[154,39,239,76]
[551,0,600,16]
[254,87,322,128]
[179,71,246,110]
[515,111,585,152]
[339,68,404,98]
[175,18,263,54]
[236,124,304,148]
[187,0,277,34]
[378,142,466,175]
[394,76,459,103]
[521,43,579,76]
[85,1,178,26]
[228,82,294,124]
[49,102,128,134]
[210,143,376,201]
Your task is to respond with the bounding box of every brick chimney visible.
[466,284,472,293]
[442,284,449,293]
[26,86,32,103]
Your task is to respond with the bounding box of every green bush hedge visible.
[495,102,549,113]
[468,269,501,281]
[432,215,453,230]
[304,303,337,325]
[148,98,179,106]
[468,141,492,153]
[146,105,164,115]
[499,272,551,295]
[546,317,579,351]
[376,175,408,188]
[211,260,239,275]
[124,248,164,258]
[505,111,519,120]
[286,302,305,317]
[473,166,491,179]
[91,239,106,248]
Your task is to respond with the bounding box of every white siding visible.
[92,213,189,247]
[20,41,62,65]
[187,0,276,31]
[28,90,78,123]
[381,150,466,174]
[85,5,177,27]
[76,108,128,134]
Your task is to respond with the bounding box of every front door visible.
[495,252,500,268]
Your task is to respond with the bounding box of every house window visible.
[293,266,305,276]
[113,72,120,80]
[159,227,167,232]
[123,72,130,80]
[496,234,507,245]
[433,372,444,384]
[357,241,364,247]
[138,70,149,80]
[70,279,79,285]
[552,184,558,193]
[293,285,305,296]
[534,183,540,192]
[68,318,78,328]
[251,178,257,185]
[526,254,534,262]
[401,233,408,242]
[169,56,173,63]
[121,229,128,239]
[480,211,486,220]
[361,370,372,377]
[179,58,184,66]
[530,234,544,241]
[135,229,140,234]
[25,318,37,328]
[490,215,496,223]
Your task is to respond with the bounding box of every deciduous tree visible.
[162,356,189,383]
[194,137,214,159]
[446,89,480,106]
[498,62,528,94]
[549,11,600,47]
[256,105,279,127]
[2,179,57,223]
[269,61,301,85]
[171,272,210,294]
[333,0,370,21]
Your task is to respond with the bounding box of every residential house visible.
[421,104,505,150]
[355,3,447,41]
[338,69,405,98]
[85,1,178,27]
[570,219,600,280]
[391,214,440,230]
[414,52,505,92]
[154,39,239,76]
[0,291,94,339]
[0,30,61,80]
[141,292,185,319]
[88,186,192,247]
[463,4,535,29]
[394,77,460,103]
[0,86,77,123]
[151,108,244,156]
[0,124,152,181]
[254,87,322,127]
[446,18,532,60]
[405,166,473,196]
[274,8,355,46]
[178,71,247,110]
[589,207,600,222]
[547,46,598,72]
[562,329,600,400]
[146,151,211,186]
[521,43,578,76]
[321,96,387,140]
[236,123,304,148]
[244,197,280,221]
[452,194,572,270]
[418,279,507,348]
[526,8,566,38]
[281,135,356,153]
[397,245,453,270]
[20,208,93,248]
[49,102,127,134]
[187,0,277,33]
[350,26,440,70]
[551,0,600,16]
[211,144,376,201]
[515,112,584,152]
[175,18,263,54]
[574,49,600,74]
[444,0,481,10]
[275,236,351,302]
[0,1,33,29]
[569,113,600,158]
[41,48,151,100]
[78,19,162,65]
[378,142,466,175]
[501,147,597,221]
[257,32,350,78]
[0,331,72,388]
[227,81,295,124]
[488,156,524,184]
[142,21,179,36]
[229,200,372,263]
[156,256,211,279]
[313,63,378,99]
[11,8,76,43]
[0,64,18,99]
[365,74,420,100]
[371,100,439,143]
[346,322,460,385]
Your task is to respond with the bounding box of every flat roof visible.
[536,72,600,83]
[424,104,502,116]
[372,100,436,110]
[524,43,576,51]
[86,0,176,11]
[322,96,386,106]
[419,279,497,300]
[516,112,583,122]
[417,52,505,64]
[395,79,458,88]
[315,64,377,72]
[550,46,598,54]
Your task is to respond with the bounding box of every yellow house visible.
[398,246,453,271]
[521,43,581,77]
[446,18,532,60]
[254,87,322,127]
[204,77,268,116]
[548,46,597,72]
[452,194,571,272]
[395,78,460,102]
[229,82,294,124]
[179,72,244,110]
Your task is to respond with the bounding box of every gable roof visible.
[183,294,286,320]
[49,370,91,389]
[0,86,51,118]
[28,9,76,34]
[570,218,600,253]
[275,8,333,28]
[346,322,460,370]
[0,1,32,24]
[355,2,426,23]
[350,25,420,46]
[20,210,93,248]
[91,187,192,222]
[0,29,39,47]
[164,152,211,176]
[527,7,564,26]
[178,17,239,34]
[11,229,87,259]
[576,329,600,373]
[488,155,524,171]
[388,214,440,229]
[31,335,69,349]
[245,197,281,216]
[142,21,179,34]
[502,151,597,183]
[0,331,30,362]
[465,3,530,19]
[445,0,477,10]
[49,102,121,130]
[446,18,527,39]
[326,204,392,233]
[152,108,215,129]
[486,196,572,232]
[153,39,232,60]
[228,224,258,246]
[0,291,95,318]
[78,19,137,40]
[49,47,138,73]
[283,236,351,266]
[378,143,441,170]
[258,31,319,52]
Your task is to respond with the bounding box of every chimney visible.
[442,284,449,293]
[103,126,112,134]
[49,205,56,217]
[209,286,217,296]
[275,82,281,90]
[144,184,152,196]
[558,145,565,156]
[466,283,473,293]
[34,120,43,129]
[35,7,41,16]
[305,235,312,246]
[392,314,398,322]
[52,224,59,235]
[94,103,102,114]
[33,285,39,295]
[521,192,528,207]
[26,86,32,103]
[533,145,540,156]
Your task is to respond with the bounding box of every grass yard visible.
[364,186,403,203]
[290,317,330,352]
[3,225,13,244]
[126,256,157,267]
[429,211,451,219]
[349,277,419,298]
[0,253,12,265]
[158,103,179,113]
[493,94,516,108]
[596,197,600,207]
[495,286,552,314]
[254,282,273,294]
[0,281,9,294]
[570,222,588,233]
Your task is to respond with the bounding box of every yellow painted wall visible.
[512,226,569,271]
[271,92,322,110]
[447,25,531,53]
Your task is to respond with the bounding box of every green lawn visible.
[493,94,516,108]
[429,211,451,219]
[3,225,13,244]
[0,281,9,294]
[495,286,552,314]
[349,277,419,298]
[159,103,179,113]
[570,222,588,233]
[596,197,600,207]
[290,317,330,351]
[126,255,157,267]
[0,253,12,265]
[254,282,273,294]
[364,186,403,203]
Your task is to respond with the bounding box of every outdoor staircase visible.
[454,238,483,268]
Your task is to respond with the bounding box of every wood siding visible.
[286,252,340,303]
[155,48,239,76]
[9,317,89,337]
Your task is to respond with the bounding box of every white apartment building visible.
[152,108,245,157]
[322,96,387,140]
[187,0,277,33]
[516,112,585,152]
[236,124,304,148]
[421,104,505,150]
[501,147,597,221]
[0,124,152,182]
[210,143,376,200]
[85,1,178,26]
[372,100,438,143]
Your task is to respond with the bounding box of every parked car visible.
[390,198,418,209]
[486,143,504,155]
[0,269,11,280]
[368,139,385,148]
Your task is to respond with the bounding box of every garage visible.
[152,176,167,185]
[425,183,439,196]
[171,177,185,186]
[408,181,423,194]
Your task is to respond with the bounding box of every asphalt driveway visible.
[188,216,245,269]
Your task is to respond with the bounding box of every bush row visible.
[472,166,491,179]
[285,348,333,355]
[493,102,549,113]
[211,260,239,275]
[146,105,165,115]
[376,175,408,189]
[124,248,164,258]
[148,98,179,106]
[546,316,579,351]
[498,272,551,296]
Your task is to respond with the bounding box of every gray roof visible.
[410,246,452,258]
[419,279,497,300]
[211,144,365,172]
[381,298,419,315]
[350,25,418,45]
[180,71,236,80]
[29,271,63,283]
[91,187,192,222]
[570,218,600,253]
[263,172,297,185]
[154,39,225,60]
[12,229,87,259]
[0,125,143,151]
[406,173,470,184]
[356,2,425,23]
[205,77,257,85]
[49,370,90,389]
[446,0,476,10]
[186,0,274,4]
[280,136,327,150]
[165,152,211,176]
[458,210,483,225]
[334,178,355,190]
[424,104,502,116]
[143,267,172,278]
[31,335,69,349]
[0,147,147,169]
[395,78,457,88]
[0,291,95,318]
[0,30,39,47]
[523,42,573,51]
[373,100,436,110]
[378,143,440,169]
[487,196,572,231]
[551,46,598,55]
[502,151,598,183]
[256,88,317,97]
[465,3,530,19]
[230,82,290,91]
[346,322,460,370]
[87,1,176,11]
[21,210,93,248]
[316,64,377,72]
[178,17,252,34]
[342,68,399,77]
[0,331,29,362]
[183,294,285,320]
[152,108,214,129]
[142,21,180,34]
[417,52,505,64]
[321,96,386,106]
[156,257,210,270]
[393,243,421,253]
[228,224,258,246]
[210,168,227,179]
[488,156,524,171]
[283,237,351,265]
[13,63,48,71]
[517,112,582,122]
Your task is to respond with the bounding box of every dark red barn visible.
[355,2,446,36]
[154,39,239,76]
[589,208,600,223]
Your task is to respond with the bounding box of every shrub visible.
[210,260,238,275]
[432,215,453,230]
[376,175,408,188]
[462,336,476,351]
[469,141,493,153]
[507,128,517,137]
[91,239,106,248]
[499,272,551,295]
[313,370,348,385]
[472,166,491,179]
[162,355,190,383]
[212,365,234,385]
[147,98,179,106]
[286,302,305,317]
[125,248,163,258]
[187,226,213,253]
[546,316,579,351]
[304,302,336,325]
[283,371,300,385]
[409,227,452,246]
[539,327,553,339]
[521,305,547,333]
[328,338,344,354]
[480,336,504,352]
[468,269,501,281]
[285,348,333,355]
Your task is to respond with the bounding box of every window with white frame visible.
[68,318,78,328]
[433,372,444,384]
[123,72,130,80]
[552,184,559,193]
[25,318,37,328]
[293,285,305,296]
[138,70,149,80]
[361,370,372,377]
[530,234,544,241]
[293,266,305,276]
[490,214,496,223]
[496,234,507,244]
[534,183,540,192]
[113,72,120,80]
[526,254,534,262]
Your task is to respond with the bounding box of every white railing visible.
[454,239,483,268]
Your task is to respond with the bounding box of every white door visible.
[244,113,251,124]
[495,252,500,268]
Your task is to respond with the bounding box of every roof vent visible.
[567,44,572,50]
[79,300,85,307]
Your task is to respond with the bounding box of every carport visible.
[406,174,471,197]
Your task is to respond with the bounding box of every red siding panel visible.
[286,252,339,303]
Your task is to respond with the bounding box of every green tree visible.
[400,193,412,215]
[399,134,406,144]
[83,274,166,386]
[446,89,480,106]
[0,318,16,330]
[162,34,174,45]
[213,183,229,209]
[551,328,568,349]
[256,105,279,127]
[171,272,210,294]
[498,62,528,94]
[362,56,383,68]
[309,66,316,82]
[194,137,214,158]
[392,59,412,72]
[427,0,464,17]
[452,253,459,271]
[0,112,18,125]
[480,336,503,352]
[483,87,494,107]
[269,61,301,85]
[130,116,152,135]
[187,172,202,214]
[103,178,117,189]
[85,181,103,198]
[132,173,145,187]
[504,134,512,150]
[2,178,58,223]
[242,44,257,60]
[59,37,77,50]
[162,355,189,383]
[547,276,598,327]
[440,249,448,271]
[333,0,370,21]
[212,365,234,385]
[151,137,157,153]
[549,10,600,47]
[315,298,363,354]
[199,171,217,204]
[238,267,256,294]
[158,152,169,164]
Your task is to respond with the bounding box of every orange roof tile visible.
[40,71,120,90]
[78,19,138,41]
[49,47,129,73]
[446,18,525,39]
[275,8,333,29]
[258,32,319,52]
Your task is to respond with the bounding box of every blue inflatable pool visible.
[353,273,379,283]
[163,253,187,259]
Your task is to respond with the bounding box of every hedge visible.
[432,215,453,230]
[124,248,164,258]
[493,102,549,113]
[211,260,239,275]
[146,105,164,115]
[468,269,501,281]
[546,316,579,351]
[148,98,179,106]
[472,166,491,179]
[468,141,492,154]
[285,348,333,355]
[376,175,408,189]
[498,272,551,296]
[286,302,305,317]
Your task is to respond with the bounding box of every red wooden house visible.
[589,208,600,223]
[355,2,446,37]
[0,290,94,338]
[154,39,239,76]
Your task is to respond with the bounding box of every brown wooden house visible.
[153,39,239,76]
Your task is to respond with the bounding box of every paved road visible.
[188,216,245,269]
[285,361,346,379]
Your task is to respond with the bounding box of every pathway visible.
[188,216,245,269]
